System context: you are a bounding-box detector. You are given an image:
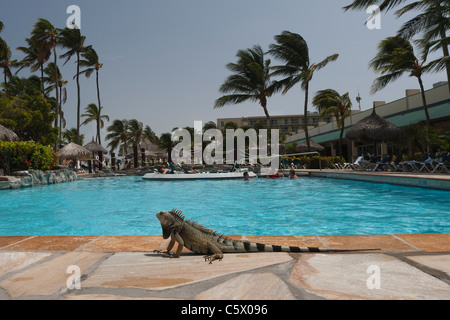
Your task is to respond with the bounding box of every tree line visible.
[1,1,449,161]
[215,1,449,156]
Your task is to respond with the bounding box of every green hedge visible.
[0,141,58,175]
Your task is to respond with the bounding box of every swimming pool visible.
[0,176,449,236]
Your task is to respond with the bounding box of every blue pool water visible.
[0,176,449,236]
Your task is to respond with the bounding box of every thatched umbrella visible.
[84,139,108,154]
[296,139,325,152]
[346,108,403,142]
[84,139,108,170]
[0,124,19,142]
[58,142,91,160]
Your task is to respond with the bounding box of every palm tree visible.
[0,44,18,93]
[43,62,64,131]
[0,22,18,92]
[30,18,61,149]
[16,37,51,95]
[62,128,84,146]
[343,0,450,95]
[214,45,280,128]
[268,31,339,151]
[158,132,175,163]
[127,119,144,167]
[81,103,110,144]
[313,89,352,157]
[79,47,104,131]
[59,27,88,145]
[106,119,129,156]
[397,1,450,94]
[143,125,158,144]
[369,36,431,126]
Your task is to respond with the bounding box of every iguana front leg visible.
[153,236,175,255]
[204,242,224,264]
[164,232,184,259]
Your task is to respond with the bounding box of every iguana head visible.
[156,209,184,239]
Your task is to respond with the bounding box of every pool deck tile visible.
[394,234,450,252]
[81,236,163,252]
[319,234,419,252]
[0,236,99,252]
[0,236,33,250]
[0,235,449,300]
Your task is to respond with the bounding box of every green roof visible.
[293,100,450,144]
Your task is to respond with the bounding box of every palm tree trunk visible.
[260,96,271,129]
[133,144,139,168]
[53,47,59,151]
[303,81,311,152]
[96,69,102,144]
[40,64,45,96]
[3,69,6,94]
[417,76,430,127]
[76,51,81,145]
[59,85,63,146]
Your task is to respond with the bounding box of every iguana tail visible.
[222,240,379,253]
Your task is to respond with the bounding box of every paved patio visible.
[0,234,449,300]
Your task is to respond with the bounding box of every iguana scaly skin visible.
[155,209,378,264]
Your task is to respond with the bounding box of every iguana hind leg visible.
[204,242,223,264]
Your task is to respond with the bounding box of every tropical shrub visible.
[0,140,58,175]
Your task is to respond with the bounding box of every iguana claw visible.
[204,255,223,264]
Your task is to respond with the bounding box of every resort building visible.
[285,82,450,161]
[216,113,334,135]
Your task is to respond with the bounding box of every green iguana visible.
[154,209,379,264]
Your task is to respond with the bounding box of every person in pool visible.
[289,169,298,179]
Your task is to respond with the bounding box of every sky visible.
[1,0,447,147]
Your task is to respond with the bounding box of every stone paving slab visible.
[289,253,450,300]
[406,255,450,278]
[0,252,106,298]
[81,252,294,291]
[0,251,52,278]
[195,273,296,300]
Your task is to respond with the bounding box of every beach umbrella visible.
[0,124,19,142]
[58,142,91,160]
[84,139,108,170]
[296,139,325,152]
[345,108,403,142]
[83,139,108,154]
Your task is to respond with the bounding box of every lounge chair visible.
[343,155,363,170]
[401,153,431,172]
[388,154,404,172]
[373,155,393,171]
[357,154,377,171]
[433,152,449,173]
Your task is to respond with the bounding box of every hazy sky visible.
[1,0,446,145]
